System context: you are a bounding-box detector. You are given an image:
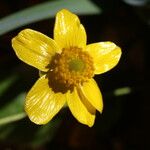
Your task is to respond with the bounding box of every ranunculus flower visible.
[12,9,121,127]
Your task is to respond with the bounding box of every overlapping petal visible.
[78,78,103,113]
[25,75,66,124]
[67,88,95,127]
[12,29,60,72]
[86,42,121,74]
[54,9,86,49]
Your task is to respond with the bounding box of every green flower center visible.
[49,47,95,89]
[68,58,85,72]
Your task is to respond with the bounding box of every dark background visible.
[0,0,149,149]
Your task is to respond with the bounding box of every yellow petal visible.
[86,42,122,74]
[78,78,103,113]
[54,9,86,49]
[25,75,66,124]
[67,88,95,127]
[12,29,60,72]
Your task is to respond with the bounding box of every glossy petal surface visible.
[79,79,103,113]
[12,29,60,72]
[86,42,121,74]
[25,75,66,124]
[67,88,95,127]
[54,9,86,49]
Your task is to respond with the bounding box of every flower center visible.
[49,47,94,89]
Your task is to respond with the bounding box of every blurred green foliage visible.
[0,0,101,35]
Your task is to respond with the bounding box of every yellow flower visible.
[12,9,121,127]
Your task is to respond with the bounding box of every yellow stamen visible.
[49,47,95,89]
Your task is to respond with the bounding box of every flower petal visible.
[54,9,86,49]
[25,75,66,124]
[67,88,95,127]
[86,42,122,74]
[12,29,60,72]
[78,78,103,113]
